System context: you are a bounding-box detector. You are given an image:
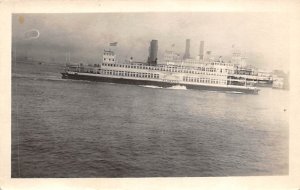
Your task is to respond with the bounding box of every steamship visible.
[61,40,259,94]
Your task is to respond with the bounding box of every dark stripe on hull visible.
[62,73,259,94]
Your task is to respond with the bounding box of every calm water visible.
[11,62,289,177]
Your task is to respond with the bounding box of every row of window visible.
[103,58,115,61]
[102,63,233,75]
[211,62,233,67]
[166,60,233,67]
[103,52,115,56]
[102,70,159,79]
[183,76,227,85]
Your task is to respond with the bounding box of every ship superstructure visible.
[61,39,259,94]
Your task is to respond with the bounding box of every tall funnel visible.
[148,40,158,66]
[183,39,190,60]
[199,41,204,60]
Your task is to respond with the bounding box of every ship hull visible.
[61,72,259,94]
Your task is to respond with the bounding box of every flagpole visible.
[115,45,117,63]
[109,42,118,63]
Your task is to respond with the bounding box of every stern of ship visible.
[61,72,68,79]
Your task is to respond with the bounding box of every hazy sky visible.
[12,12,289,71]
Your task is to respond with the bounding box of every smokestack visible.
[148,40,158,66]
[199,41,204,60]
[183,39,190,60]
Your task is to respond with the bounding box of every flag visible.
[109,42,118,46]
[206,51,211,55]
[24,29,40,40]
[171,43,175,47]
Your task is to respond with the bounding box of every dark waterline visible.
[11,62,289,177]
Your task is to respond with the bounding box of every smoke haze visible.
[12,12,289,71]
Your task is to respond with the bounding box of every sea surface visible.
[11,62,289,177]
